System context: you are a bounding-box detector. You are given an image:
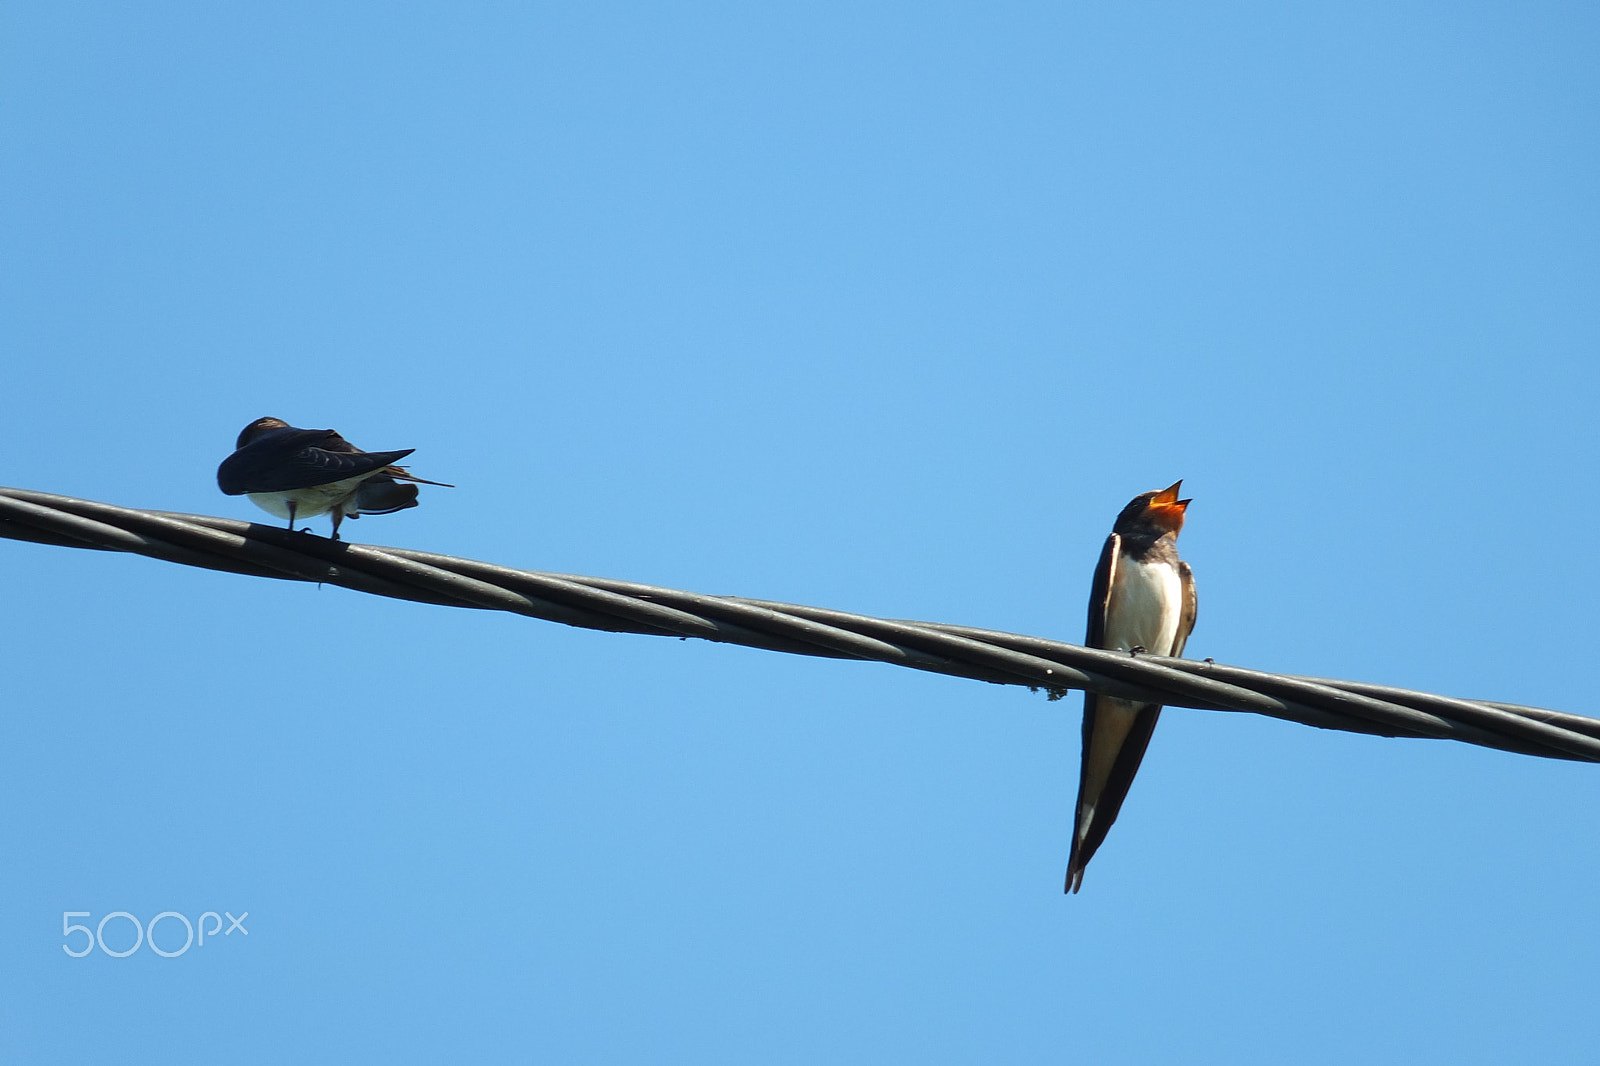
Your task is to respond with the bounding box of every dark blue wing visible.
[217,426,414,495]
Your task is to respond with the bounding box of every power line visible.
[4,485,1597,763]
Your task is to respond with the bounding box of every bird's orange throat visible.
[1144,481,1190,533]
[1147,500,1188,533]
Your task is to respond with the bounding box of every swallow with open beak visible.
[216,417,453,540]
[1066,481,1197,893]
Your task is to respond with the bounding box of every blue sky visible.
[3,1,1598,1061]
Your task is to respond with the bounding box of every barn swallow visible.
[216,417,453,539]
[1065,481,1197,893]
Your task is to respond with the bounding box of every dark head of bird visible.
[235,416,292,449]
[1113,480,1191,538]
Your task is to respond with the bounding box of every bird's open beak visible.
[1147,480,1191,527]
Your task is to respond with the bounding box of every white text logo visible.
[62,910,249,958]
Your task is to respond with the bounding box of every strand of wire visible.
[4,485,1597,764]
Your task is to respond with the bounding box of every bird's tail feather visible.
[383,465,455,488]
[353,478,421,515]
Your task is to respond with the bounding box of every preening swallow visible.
[216,417,453,539]
[1066,481,1197,894]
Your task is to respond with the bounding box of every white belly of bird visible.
[245,475,372,520]
[1104,556,1182,655]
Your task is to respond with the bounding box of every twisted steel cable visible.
[4,485,1598,764]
